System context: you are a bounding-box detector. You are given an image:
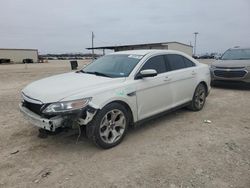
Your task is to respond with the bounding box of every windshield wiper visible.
[91,71,111,77]
[77,70,86,73]
[82,71,111,78]
[77,70,111,77]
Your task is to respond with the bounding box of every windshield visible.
[82,54,143,78]
[221,49,250,60]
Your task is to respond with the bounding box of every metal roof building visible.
[87,41,193,56]
[0,48,38,63]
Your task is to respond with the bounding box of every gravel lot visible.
[0,60,249,188]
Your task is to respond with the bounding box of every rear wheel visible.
[86,103,129,149]
[188,83,207,111]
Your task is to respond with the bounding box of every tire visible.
[86,102,129,149]
[188,83,207,111]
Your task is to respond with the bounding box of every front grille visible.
[215,66,244,69]
[23,100,43,115]
[214,70,247,78]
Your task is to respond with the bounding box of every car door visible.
[164,54,198,106]
[135,55,173,120]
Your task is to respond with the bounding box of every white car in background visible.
[20,50,211,149]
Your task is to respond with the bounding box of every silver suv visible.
[210,47,250,83]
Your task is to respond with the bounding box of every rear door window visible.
[165,54,186,71]
[182,57,195,67]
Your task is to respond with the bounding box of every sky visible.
[0,0,249,54]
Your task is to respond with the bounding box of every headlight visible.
[42,98,91,114]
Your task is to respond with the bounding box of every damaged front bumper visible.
[19,104,97,132]
[19,104,68,131]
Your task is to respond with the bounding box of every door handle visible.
[164,76,172,81]
[191,71,197,76]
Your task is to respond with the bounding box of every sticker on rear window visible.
[128,54,143,59]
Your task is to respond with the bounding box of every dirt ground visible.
[0,60,249,188]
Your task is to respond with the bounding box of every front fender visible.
[90,94,138,122]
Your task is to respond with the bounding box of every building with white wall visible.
[87,42,193,56]
[0,48,38,63]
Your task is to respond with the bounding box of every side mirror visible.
[136,69,157,79]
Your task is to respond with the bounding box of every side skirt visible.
[134,101,191,127]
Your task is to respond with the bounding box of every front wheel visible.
[188,83,207,111]
[86,103,129,149]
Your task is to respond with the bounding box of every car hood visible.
[22,72,126,103]
[212,59,250,67]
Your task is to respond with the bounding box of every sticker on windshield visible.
[128,54,143,59]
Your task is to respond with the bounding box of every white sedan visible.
[20,50,211,148]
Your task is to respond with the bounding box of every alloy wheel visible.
[99,109,126,144]
[194,86,206,109]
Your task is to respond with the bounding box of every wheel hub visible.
[195,86,206,109]
[99,109,126,144]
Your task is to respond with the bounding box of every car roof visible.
[229,46,250,50]
[109,49,184,56]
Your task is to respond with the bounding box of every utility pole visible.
[91,31,95,60]
[193,32,199,56]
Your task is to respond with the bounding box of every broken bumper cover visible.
[19,104,66,132]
